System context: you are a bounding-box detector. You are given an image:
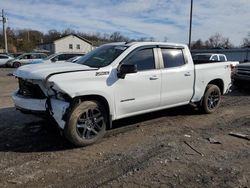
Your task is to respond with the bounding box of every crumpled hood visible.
[14,62,97,80]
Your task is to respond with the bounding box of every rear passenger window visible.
[162,49,185,68]
[31,54,39,59]
[219,55,226,62]
[211,55,218,61]
[23,55,32,59]
[124,49,155,71]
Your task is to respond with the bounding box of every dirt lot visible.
[0,68,250,188]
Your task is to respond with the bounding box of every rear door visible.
[159,47,194,106]
[20,54,32,64]
[30,54,44,64]
[114,47,162,118]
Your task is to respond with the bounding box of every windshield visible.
[76,45,127,68]
[16,54,25,59]
[44,54,57,60]
[66,56,80,62]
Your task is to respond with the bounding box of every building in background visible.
[37,34,93,54]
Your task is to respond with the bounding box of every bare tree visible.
[205,33,233,49]
[242,32,250,47]
[191,39,205,49]
[109,32,128,42]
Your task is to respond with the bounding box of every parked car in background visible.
[0,54,14,67]
[6,53,47,68]
[232,63,250,88]
[41,52,85,63]
[192,53,228,64]
[10,53,23,58]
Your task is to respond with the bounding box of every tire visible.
[201,84,221,114]
[13,62,21,68]
[64,100,107,147]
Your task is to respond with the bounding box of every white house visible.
[38,34,93,54]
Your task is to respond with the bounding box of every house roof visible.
[38,34,93,46]
[54,34,93,45]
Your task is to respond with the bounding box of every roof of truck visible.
[194,53,226,56]
[103,42,188,48]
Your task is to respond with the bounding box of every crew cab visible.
[12,42,232,146]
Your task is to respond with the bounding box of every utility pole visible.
[27,30,30,42]
[1,9,8,53]
[188,0,193,49]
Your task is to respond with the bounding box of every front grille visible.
[18,78,46,99]
[237,68,250,77]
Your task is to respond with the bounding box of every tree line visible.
[191,32,250,49]
[0,27,249,53]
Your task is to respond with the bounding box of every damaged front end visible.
[13,77,71,129]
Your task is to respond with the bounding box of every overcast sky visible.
[1,0,250,45]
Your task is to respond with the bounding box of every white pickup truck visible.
[192,53,228,63]
[13,42,232,146]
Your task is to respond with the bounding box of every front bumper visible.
[12,92,47,112]
[12,92,70,129]
[6,61,14,67]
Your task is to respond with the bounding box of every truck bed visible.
[191,62,232,102]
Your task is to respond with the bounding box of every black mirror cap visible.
[117,64,137,79]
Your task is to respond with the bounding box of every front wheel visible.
[13,62,21,68]
[201,84,221,114]
[64,101,107,147]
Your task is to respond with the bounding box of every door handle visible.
[149,76,159,80]
[184,72,191,76]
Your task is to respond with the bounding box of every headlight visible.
[46,82,71,101]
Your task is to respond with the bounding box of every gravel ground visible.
[0,68,249,188]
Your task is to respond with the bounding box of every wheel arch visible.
[207,79,224,94]
[13,61,21,68]
[71,94,112,129]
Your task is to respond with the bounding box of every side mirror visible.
[117,64,137,79]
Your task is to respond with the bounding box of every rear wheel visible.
[201,84,221,114]
[64,101,107,147]
[13,62,21,68]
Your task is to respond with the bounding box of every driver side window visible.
[123,48,155,71]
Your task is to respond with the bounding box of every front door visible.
[114,47,161,119]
